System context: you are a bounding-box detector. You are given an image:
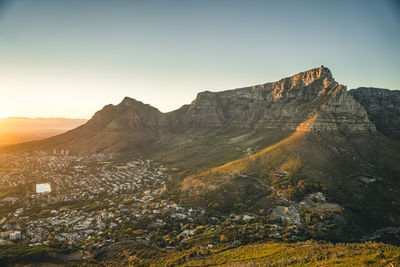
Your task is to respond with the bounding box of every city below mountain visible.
[1,66,400,266]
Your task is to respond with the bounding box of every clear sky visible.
[0,0,399,118]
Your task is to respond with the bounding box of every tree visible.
[220,234,229,243]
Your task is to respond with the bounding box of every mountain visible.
[0,117,87,146]
[6,67,400,177]
[349,87,400,140]
[4,98,165,153]
[5,66,400,237]
[7,66,377,152]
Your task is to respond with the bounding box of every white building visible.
[2,197,19,204]
[10,231,21,241]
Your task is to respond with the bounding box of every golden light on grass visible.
[181,113,320,191]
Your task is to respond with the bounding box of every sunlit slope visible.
[181,115,314,190]
[178,241,400,266]
[184,109,400,187]
[93,241,400,266]
[213,114,317,174]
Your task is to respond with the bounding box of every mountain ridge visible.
[3,66,398,155]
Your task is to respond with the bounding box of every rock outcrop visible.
[349,87,400,140]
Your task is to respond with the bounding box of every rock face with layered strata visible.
[349,87,400,140]
[183,66,375,133]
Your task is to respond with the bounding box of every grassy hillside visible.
[179,241,400,266]
[88,240,400,266]
[174,116,400,236]
[4,241,400,266]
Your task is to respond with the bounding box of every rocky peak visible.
[119,97,158,111]
[86,97,162,131]
[270,66,339,101]
[288,65,333,86]
[121,96,137,105]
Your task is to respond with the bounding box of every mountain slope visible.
[4,98,164,153]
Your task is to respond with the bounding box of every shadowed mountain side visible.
[350,87,400,140]
[183,114,400,187]
[181,115,400,233]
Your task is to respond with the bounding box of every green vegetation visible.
[0,244,69,266]
[176,130,400,243]
[81,240,400,266]
[178,241,400,266]
[3,229,400,266]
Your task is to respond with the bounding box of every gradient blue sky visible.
[0,0,399,118]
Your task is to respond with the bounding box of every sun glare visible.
[0,103,13,118]
[0,108,8,118]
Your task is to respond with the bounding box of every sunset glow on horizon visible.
[0,0,399,119]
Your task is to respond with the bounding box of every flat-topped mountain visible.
[182,66,374,132]
[6,66,382,153]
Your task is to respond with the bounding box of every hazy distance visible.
[0,117,87,145]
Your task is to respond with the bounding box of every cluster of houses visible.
[0,151,210,248]
[0,150,349,251]
[0,230,21,244]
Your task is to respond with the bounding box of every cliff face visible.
[350,87,400,140]
[183,66,375,133]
